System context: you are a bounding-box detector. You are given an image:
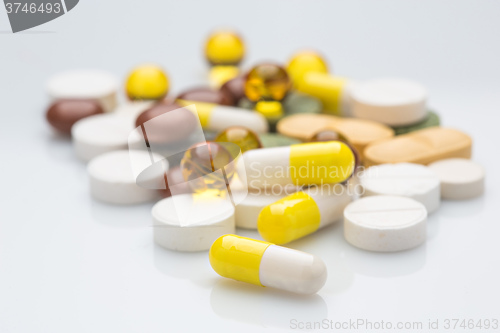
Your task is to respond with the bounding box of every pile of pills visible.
[44,30,485,296]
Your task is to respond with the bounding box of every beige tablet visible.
[276,114,394,159]
[363,127,472,166]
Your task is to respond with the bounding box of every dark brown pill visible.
[46,99,103,134]
[177,87,233,106]
[220,76,245,105]
[135,102,198,144]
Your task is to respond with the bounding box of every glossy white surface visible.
[1,0,499,332]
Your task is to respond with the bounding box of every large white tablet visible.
[72,113,141,162]
[153,194,235,252]
[46,69,118,112]
[88,150,167,205]
[351,78,427,126]
[359,163,440,213]
[344,195,427,252]
[428,158,485,200]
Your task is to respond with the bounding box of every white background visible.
[1,1,499,332]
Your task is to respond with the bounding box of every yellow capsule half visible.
[289,141,355,185]
[258,191,321,244]
[286,51,329,86]
[209,234,271,286]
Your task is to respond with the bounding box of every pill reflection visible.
[210,279,328,329]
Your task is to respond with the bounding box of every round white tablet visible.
[153,194,235,252]
[359,163,440,213]
[428,158,485,200]
[46,70,119,112]
[235,187,299,229]
[72,113,142,162]
[88,150,167,205]
[351,78,427,126]
[344,195,427,252]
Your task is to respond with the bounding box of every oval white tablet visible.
[235,187,299,229]
[428,158,485,200]
[46,70,119,112]
[88,150,167,205]
[72,113,142,162]
[359,163,440,213]
[344,195,427,252]
[153,194,235,252]
[351,78,427,126]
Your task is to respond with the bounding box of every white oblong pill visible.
[209,105,269,134]
[234,187,299,229]
[46,70,118,112]
[428,158,485,200]
[259,245,327,295]
[153,194,235,252]
[359,163,440,213]
[344,195,427,252]
[351,78,427,126]
[88,150,167,205]
[72,113,141,162]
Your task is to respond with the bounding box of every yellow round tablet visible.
[205,31,245,66]
[286,51,329,85]
[126,64,169,101]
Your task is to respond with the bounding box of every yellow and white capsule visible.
[209,234,327,295]
[240,141,355,189]
[177,100,268,134]
[258,184,352,244]
[294,73,358,117]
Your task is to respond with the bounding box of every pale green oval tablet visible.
[259,133,302,148]
[392,111,440,135]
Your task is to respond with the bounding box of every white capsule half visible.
[177,100,269,134]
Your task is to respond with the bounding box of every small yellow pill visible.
[286,50,329,86]
[205,31,245,66]
[125,64,169,101]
